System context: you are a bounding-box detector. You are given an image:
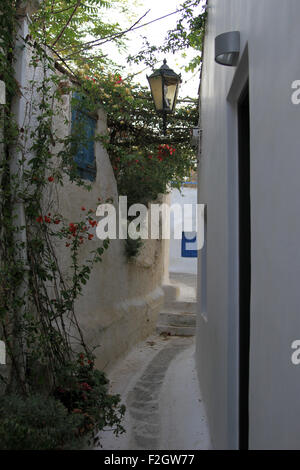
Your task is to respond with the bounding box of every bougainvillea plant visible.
[0,0,204,449]
[76,69,198,207]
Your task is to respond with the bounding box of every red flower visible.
[88,219,97,228]
[81,206,86,211]
[66,243,70,247]
[48,176,54,182]
[69,223,77,234]
[88,234,94,240]
[54,219,60,225]
[36,215,43,223]
[81,382,92,391]
[44,216,51,223]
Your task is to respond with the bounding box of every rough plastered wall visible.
[4,3,167,379]
[51,81,167,371]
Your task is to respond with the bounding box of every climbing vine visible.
[0,0,124,448]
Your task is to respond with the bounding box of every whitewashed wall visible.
[14,14,167,372]
[52,86,167,371]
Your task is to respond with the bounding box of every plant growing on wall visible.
[0,0,125,449]
[0,0,205,448]
[32,0,203,255]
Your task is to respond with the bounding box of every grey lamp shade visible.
[215,31,240,66]
[147,60,181,114]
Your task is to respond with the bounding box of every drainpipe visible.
[7,0,42,392]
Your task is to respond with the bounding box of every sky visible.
[99,0,203,99]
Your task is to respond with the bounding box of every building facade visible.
[1,3,168,378]
[197,0,300,450]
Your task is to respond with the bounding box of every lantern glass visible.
[163,76,179,112]
[148,75,163,111]
[147,60,181,114]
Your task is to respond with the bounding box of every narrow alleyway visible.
[96,333,211,450]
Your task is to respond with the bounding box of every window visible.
[71,92,97,181]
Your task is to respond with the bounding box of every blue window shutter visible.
[71,93,97,181]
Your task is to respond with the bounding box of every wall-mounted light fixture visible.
[190,127,201,149]
[215,31,240,66]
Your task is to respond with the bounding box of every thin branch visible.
[47,44,81,82]
[51,0,82,48]
[52,3,81,15]
[62,8,151,59]
[60,2,198,60]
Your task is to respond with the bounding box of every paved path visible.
[96,335,211,450]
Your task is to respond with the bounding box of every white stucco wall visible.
[52,88,167,371]
[197,0,300,450]
[16,31,167,372]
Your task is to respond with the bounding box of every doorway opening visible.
[238,82,251,450]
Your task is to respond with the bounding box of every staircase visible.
[157,282,197,337]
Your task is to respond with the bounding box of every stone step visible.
[158,312,196,328]
[162,284,180,303]
[164,300,197,314]
[157,324,195,337]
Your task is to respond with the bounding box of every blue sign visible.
[181,232,198,258]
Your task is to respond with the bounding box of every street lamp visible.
[147,59,182,135]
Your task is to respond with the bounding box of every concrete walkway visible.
[96,334,211,450]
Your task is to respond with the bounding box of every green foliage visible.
[73,70,197,257]
[0,2,111,396]
[31,0,131,72]
[0,393,84,450]
[0,0,203,449]
[77,72,198,208]
[0,5,125,448]
[125,236,143,260]
[127,0,207,72]
[53,352,125,447]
